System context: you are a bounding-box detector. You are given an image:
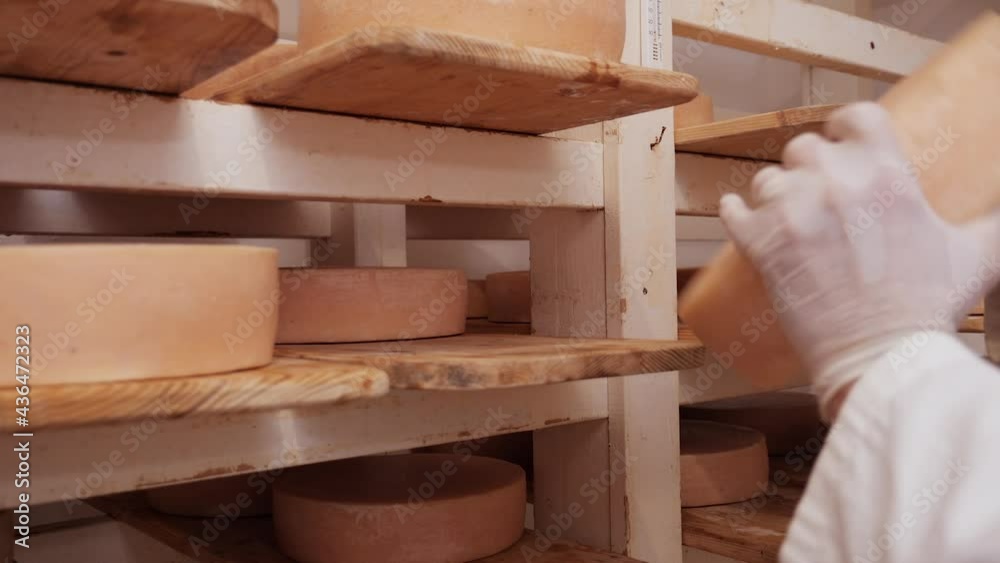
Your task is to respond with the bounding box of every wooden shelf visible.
[211,27,699,134]
[466,319,533,335]
[682,458,810,563]
[91,493,644,563]
[0,0,277,94]
[675,105,840,161]
[961,316,984,333]
[277,334,705,390]
[2,335,703,431]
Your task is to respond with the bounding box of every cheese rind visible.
[680,420,769,508]
[486,271,531,324]
[298,0,627,60]
[682,392,825,455]
[0,244,278,385]
[274,454,526,563]
[277,268,468,343]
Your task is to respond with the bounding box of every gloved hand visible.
[719,102,1000,421]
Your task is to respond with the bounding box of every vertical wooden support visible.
[605,0,682,559]
[353,204,408,267]
[530,209,612,549]
[802,0,876,104]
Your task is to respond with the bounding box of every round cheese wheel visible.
[274,454,526,563]
[680,420,769,508]
[146,475,273,517]
[681,392,825,455]
[674,93,715,129]
[467,279,488,319]
[298,0,626,60]
[277,268,467,343]
[0,244,277,385]
[486,271,530,324]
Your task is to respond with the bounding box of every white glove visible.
[719,102,1000,420]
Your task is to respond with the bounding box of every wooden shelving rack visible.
[0,0,951,562]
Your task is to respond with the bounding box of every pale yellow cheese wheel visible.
[680,420,769,508]
[467,279,488,319]
[274,454,526,563]
[277,268,467,343]
[674,93,715,129]
[486,271,530,324]
[146,475,274,517]
[0,244,278,385]
[299,0,627,60]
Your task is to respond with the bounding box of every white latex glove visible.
[719,102,1000,420]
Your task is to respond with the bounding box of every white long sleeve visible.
[780,331,1000,563]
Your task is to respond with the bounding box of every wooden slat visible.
[91,494,642,563]
[673,0,941,81]
[961,316,985,333]
[0,188,331,238]
[184,42,299,100]
[0,0,277,94]
[675,153,764,216]
[277,334,705,390]
[214,26,699,135]
[0,358,388,432]
[0,78,605,209]
[682,461,807,563]
[407,206,529,240]
[465,319,533,335]
[676,105,841,161]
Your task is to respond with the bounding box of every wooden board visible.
[675,105,841,160]
[682,472,805,563]
[184,42,300,100]
[961,316,985,333]
[277,334,705,390]
[679,14,1000,388]
[0,0,278,94]
[0,358,388,431]
[214,26,699,134]
[90,494,643,563]
[466,318,532,335]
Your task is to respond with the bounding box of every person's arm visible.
[716,102,1000,562]
[782,332,1000,562]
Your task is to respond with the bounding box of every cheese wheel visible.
[681,420,769,508]
[467,279,488,319]
[277,268,467,343]
[146,475,273,517]
[486,271,530,324]
[682,392,825,455]
[0,244,277,385]
[674,93,715,129]
[298,0,626,60]
[274,454,526,563]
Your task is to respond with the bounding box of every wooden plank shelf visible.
[277,334,706,390]
[0,0,278,94]
[1,335,703,431]
[0,358,389,432]
[675,105,840,161]
[681,459,811,563]
[961,316,985,333]
[90,493,644,563]
[212,27,700,134]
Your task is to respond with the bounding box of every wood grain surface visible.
[0,0,278,93]
[214,26,699,134]
[675,105,841,160]
[277,334,706,390]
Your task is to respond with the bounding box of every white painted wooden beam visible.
[673,0,941,81]
[675,153,762,216]
[0,78,604,209]
[406,206,529,240]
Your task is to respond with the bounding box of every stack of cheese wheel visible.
[485,271,530,324]
[277,268,467,343]
[298,0,627,61]
[146,474,274,517]
[0,244,278,385]
[680,420,769,508]
[274,454,526,562]
[681,392,825,455]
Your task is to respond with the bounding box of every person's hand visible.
[719,102,1000,421]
